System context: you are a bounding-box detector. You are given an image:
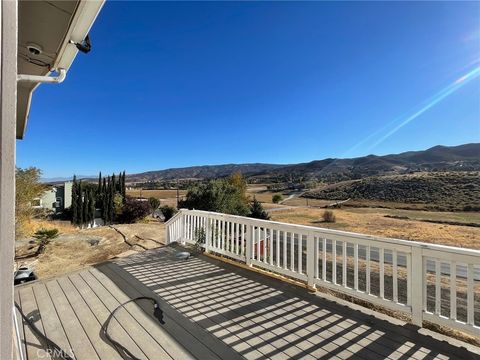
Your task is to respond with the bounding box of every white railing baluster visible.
[342,241,347,287]
[241,223,245,255]
[467,264,474,325]
[315,237,319,279]
[407,252,411,306]
[354,244,359,291]
[380,248,385,299]
[322,238,327,282]
[435,260,441,315]
[290,232,294,271]
[276,229,280,267]
[366,245,371,295]
[450,261,456,321]
[263,228,267,263]
[283,231,287,269]
[298,234,302,274]
[257,226,261,261]
[269,228,274,265]
[332,239,337,285]
[393,249,398,303]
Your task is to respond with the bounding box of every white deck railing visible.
[165,209,480,336]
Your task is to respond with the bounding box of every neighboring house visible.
[32,182,72,213]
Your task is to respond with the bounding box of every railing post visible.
[181,212,186,245]
[306,232,316,291]
[246,224,253,267]
[166,223,170,244]
[411,246,424,327]
[204,215,211,253]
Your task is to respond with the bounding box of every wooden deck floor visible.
[15,244,480,360]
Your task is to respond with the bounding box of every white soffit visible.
[17,0,104,139]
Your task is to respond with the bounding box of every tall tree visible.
[109,175,115,222]
[122,171,126,201]
[82,189,88,227]
[71,175,78,225]
[88,189,95,226]
[97,172,102,197]
[78,180,84,226]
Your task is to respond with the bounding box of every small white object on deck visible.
[175,252,190,260]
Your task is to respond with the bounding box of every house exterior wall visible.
[0,1,18,359]
[63,181,72,208]
[40,188,57,210]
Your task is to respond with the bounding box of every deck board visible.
[68,272,145,359]
[79,270,162,359]
[45,280,99,359]
[56,276,122,359]
[89,266,195,360]
[17,286,46,360]
[14,288,27,359]
[14,244,480,360]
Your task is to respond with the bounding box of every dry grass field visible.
[127,189,187,207]
[269,207,480,249]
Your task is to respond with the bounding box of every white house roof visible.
[17,0,104,139]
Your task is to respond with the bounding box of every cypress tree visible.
[97,172,102,197]
[112,173,116,193]
[88,189,95,226]
[82,189,88,227]
[78,181,84,226]
[121,171,126,201]
[71,175,78,225]
[109,176,115,222]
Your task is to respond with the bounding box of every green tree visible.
[15,167,44,238]
[249,197,270,220]
[180,178,249,216]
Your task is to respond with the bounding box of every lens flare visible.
[366,66,480,151]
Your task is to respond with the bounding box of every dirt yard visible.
[15,221,166,279]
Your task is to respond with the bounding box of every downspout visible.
[17,68,66,84]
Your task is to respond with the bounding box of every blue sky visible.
[17,1,480,178]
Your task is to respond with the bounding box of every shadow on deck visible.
[15,244,480,360]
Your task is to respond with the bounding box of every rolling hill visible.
[125,143,480,183]
[303,171,480,211]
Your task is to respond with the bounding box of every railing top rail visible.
[164,210,184,226]
[175,208,480,258]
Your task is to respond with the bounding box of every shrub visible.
[272,194,283,204]
[148,197,161,213]
[121,198,151,223]
[249,197,270,220]
[33,228,59,254]
[322,210,336,223]
[160,205,178,221]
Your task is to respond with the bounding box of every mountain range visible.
[125,143,480,183]
[42,143,480,184]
